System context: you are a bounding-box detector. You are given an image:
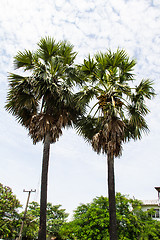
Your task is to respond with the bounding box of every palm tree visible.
[75,49,155,240]
[5,37,84,240]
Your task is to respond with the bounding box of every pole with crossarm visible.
[18,189,36,240]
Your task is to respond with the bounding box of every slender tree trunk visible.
[38,133,51,240]
[107,154,118,240]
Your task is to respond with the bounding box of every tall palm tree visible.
[75,49,155,240]
[5,37,84,240]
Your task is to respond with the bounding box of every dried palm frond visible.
[92,116,125,157]
[29,113,62,144]
[29,107,77,144]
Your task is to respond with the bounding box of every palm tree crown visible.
[6,37,83,144]
[76,49,155,155]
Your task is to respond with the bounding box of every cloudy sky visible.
[0,0,160,217]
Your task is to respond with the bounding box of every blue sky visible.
[0,0,160,217]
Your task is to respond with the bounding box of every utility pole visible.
[18,189,36,240]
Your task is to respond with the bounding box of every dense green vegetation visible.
[1,183,160,240]
[19,202,68,240]
[0,183,21,239]
[61,193,160,240]
[0,183,68,239]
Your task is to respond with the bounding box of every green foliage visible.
[47,203,69,239]
[20,201,68,240]
[61,193,160,240]
[0,183,68,240]
[60,196,109,240]
[0,183,21,239]
[18,201,40,240]
[72,196,109,240]
[1,183,160,240]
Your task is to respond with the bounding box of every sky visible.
[0,0,160,218]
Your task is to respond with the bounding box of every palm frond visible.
[126,104,149,140]
[135,79,155,100]
[74,86,97,108]
[13,50,35,70]
[81,55,97,80]
[37,37,59,62]
[58,40,77,65]
[75,115,102,142]
[92,116,125,157]
[5,73,38,127]
[64,66,85,87]
[29,113,63,144]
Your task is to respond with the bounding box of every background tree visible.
[18,201,40,240]
[47,203,68,239]
[61,194,160,240]
[75,49,155,239]
[20,201,68,240]
[71,196,109,240]
[0,183,21,239]
[5,37,84,240]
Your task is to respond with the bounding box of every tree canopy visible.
[0,183,21,239]
[19,201,68,240]
[5,37,83,145]
[60,193,160,240]
[1,183,160,240]
[76,49,155,147]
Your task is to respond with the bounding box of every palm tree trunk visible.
[107,154,118,240]
[38,133,51,240]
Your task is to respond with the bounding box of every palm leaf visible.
[37,37,59,63]
[135,79,155,100]
[13,50,35,70]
